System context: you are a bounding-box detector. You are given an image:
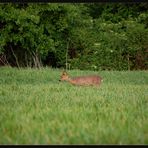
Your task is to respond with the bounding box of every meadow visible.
[0,67,148,144]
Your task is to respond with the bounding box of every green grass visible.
[0,66,148,144]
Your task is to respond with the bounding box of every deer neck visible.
[66,77,76,85]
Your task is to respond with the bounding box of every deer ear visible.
[62,71,67,75]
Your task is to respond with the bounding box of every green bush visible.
[0,3,147,70]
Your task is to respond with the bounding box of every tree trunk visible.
[127,53,130,71]
[32,50,42,68]
[10,45,20,69]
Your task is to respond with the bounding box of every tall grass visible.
[0,67,148,144]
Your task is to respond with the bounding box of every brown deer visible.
[59,71,103,86]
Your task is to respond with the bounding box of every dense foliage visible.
[0,3,148,70]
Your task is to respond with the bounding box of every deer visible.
[59,71,103,86]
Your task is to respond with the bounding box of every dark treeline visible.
[0,3,148,70]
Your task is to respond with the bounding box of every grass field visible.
[0,66,148,144]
